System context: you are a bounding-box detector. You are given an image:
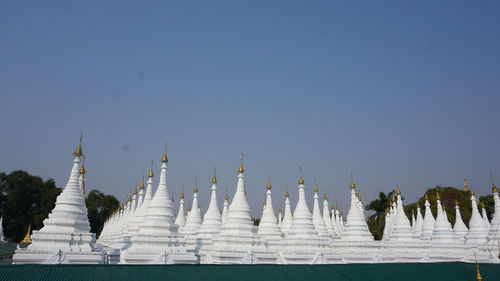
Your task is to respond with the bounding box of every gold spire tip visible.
[285,191,289,198]
[349,174,356,188]
[238,153,245,173]
[79,165,86,174]
[323,193,328,201]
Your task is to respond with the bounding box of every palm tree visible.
[366,190,395,221]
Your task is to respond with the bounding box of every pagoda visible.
[13,138,103,264]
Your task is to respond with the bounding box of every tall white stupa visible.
[465,190,489,245]
[198,172,222,237]
[280,191,293,235]
[322,195,335,237]
[339,178,373,242]
[182,182,202,236]
[201,155,273,264]
[420,195,435,240]
[453,201,468,240]
[414,203,424,236]
[311,182,330,240]
[489,181,500,242]
[174,191,186,229]
[387,187,418,242]
[13,138,103,264]
[122,149,197,264]
[257,178,282,244]
[431,192,456,243]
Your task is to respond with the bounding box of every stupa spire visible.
[183,178,202,235]
[199,169,222,235]
[431,190,456,242]
[489,175,500,241]
[258,176,281,239]
[174,189,186,228]
[281,187,293,235]
[322,194,336,236]
[20,224,32,243]
[453,200,468,240]
[221,190,229,225]
[312,180,329,239]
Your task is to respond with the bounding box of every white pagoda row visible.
[11,143,500,264]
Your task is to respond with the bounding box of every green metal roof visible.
[0,262,497,281]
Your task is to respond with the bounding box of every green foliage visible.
[0,170,61,242]
[85,190,120,237]
[365,190,395,240]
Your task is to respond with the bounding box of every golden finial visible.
[424,194,429,201]
[350,173,356,189]
[148,160,154,178]
[464,177,469,191]
[455,199,458,206]
[469,189,475,196]
[266,174,272,190]
[285,191,289,198]
[238,154,245,173]
[475,262,483,281]
[313,179,319,192]
[79,165,86,174]
[395,180,401,194]
[21,224,32,243]
[180,191,185,199]
[212,167,217,184]
[491,174,498,193]
[323,193,328,201]
[73,133,84,157]
[194,177,198,193]
[416,201,420,208]
[436,191,440,201]
[161,142,168,163]
[298,167,304,185]
[133,189,138,195]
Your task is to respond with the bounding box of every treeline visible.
[366,186,495,240]
[0,170,119,242]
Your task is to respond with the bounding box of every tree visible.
[0,170,61,242]
[85,190,120,237]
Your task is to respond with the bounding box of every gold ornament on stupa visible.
[21,224,32,243]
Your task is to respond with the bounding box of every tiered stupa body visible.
[280,192,293,235]
[465,191,489,245]
[182,185,202,236]
[200,157,274,264]
[453,202,468,240]
[489,183,500,242]
[322,195,335,237]
[13,142,103,264]
[311,184,330,241]
[128,175,151,239]
[414,204,424,236]
[122,152,196,264]
[196,175,222,254]
[339,180,373,242]
[481,203,490,228]
[420,196,435,240]
[221,194,229,225]
[257,181,282,245]
[174,192,186,229]
[431,194,456,243]
[387,189,418,242]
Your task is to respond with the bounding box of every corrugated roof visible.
[0,262,497,281]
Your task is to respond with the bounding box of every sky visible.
[1,1,499,217]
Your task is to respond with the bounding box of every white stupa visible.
[311,183,330,240]
[257,179,282,243]
[388,188,418,242]
[465,190,489,245]
[431,192,456,243]
[339,178,373,241]
[13,139,103,264]
[453,201,468,240]
[122,150,196,264]
[221,193,229,225]
[201,155,273,264]
[489,182,500,241]
[198,173,222,236]
[182,183,202,236]
[480,202,490,228]
[322,195,335,237]
[414,203,424,236]
[382,209,392,240]
[280,191,293,235]
[174,192,186,229]
[420,195,435,239]
[331,205,341,237]
[128,171,152,239]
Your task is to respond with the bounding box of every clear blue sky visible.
[1,1,499,217]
